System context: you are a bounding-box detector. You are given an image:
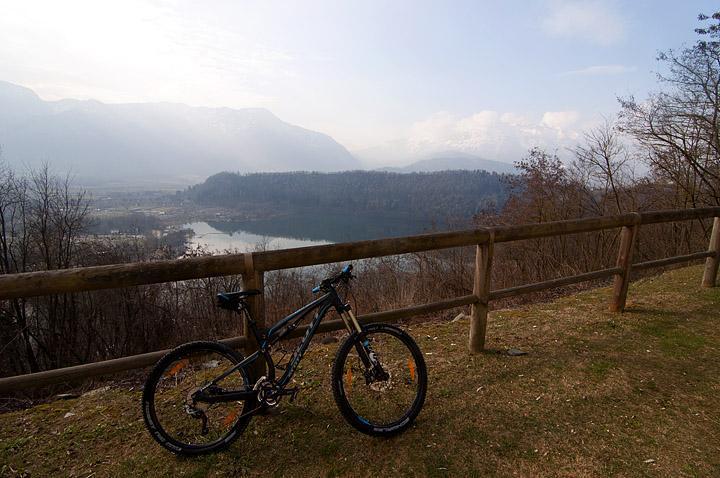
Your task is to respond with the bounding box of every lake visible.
[183,212,440,253]
[183,221,331,253]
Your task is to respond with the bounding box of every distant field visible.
[1,265,719,477]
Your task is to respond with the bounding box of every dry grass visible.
[1,265,719,477]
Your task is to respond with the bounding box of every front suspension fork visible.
[339,307,363,334]
[339,307,381,375]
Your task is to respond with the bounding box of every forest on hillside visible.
[186,170,508,222]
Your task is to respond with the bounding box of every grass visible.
[1,265,720,477]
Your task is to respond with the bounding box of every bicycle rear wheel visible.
[142,341,256,455]
[331,324,427,436]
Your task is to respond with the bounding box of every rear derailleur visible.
[185,388,215,435]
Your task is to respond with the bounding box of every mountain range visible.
[0,81,358,182]
[0,81,516,184]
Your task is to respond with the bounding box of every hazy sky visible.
[0,0,716,164]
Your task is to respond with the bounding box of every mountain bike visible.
[141,264,427,455]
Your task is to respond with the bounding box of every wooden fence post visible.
[241,254,266,378]
[468,232,494,353]
[702,217,720,288]
[609,214,640,312]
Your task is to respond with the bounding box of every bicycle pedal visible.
[280,387,300,402]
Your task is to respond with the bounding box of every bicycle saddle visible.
[217,290,261,310]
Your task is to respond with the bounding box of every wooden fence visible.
[1,207,719,392]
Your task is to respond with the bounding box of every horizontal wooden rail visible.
[489,267,623,300]
[252,230,492,271]
[492,214,637,243]
[291,294,479,339]
[2,206,719,392]
[0,335,247,392]
[632,251,715,271]
[638,207,720,225]
[0,254,250,300]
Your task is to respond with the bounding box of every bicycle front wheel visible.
[331,324,427,436]
[142,341,256,455]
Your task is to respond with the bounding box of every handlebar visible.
[312,264,353,294]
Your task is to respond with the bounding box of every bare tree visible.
[0,162,89,373]
[0,161,40,373]
[619,12,720,207]
[571,119,632,215]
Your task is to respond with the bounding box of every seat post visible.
[238,301,254,324]
[240,268,267,379]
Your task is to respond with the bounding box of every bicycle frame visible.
[194,286,365,405]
